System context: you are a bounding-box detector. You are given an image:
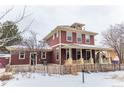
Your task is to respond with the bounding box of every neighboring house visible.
[8,22,115,65]
[0,51,10,67]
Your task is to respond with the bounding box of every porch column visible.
[89,50,94,64]
[80,49,84,64]
[108,51,111,64]
[59,45,61,65]
[66,48,72,65]
[99,51,103,64]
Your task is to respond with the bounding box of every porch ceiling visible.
[61,44,113,51]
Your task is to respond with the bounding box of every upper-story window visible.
[85,35,90,44]
[77,33,82,43]
[66,32,72,42]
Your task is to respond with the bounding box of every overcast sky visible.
[0,5,124,45]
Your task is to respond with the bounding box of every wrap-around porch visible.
[61,45,112,65]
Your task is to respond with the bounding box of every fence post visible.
[82,69,85,83]
[113,64,115,71]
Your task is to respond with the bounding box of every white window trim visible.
[66,32,73,42]
[41,51,46,59]
[19,51,25,59]
[30,52,37,65]
[77,33,82,43]
[85,35,90,44]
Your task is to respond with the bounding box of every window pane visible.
[77,33,82,42]
[19,51,25,59]
[66,32,72,41]
[86,35,90,43]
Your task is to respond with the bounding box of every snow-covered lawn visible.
[0,71,124,87]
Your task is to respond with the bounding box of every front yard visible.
[0,68,124,87]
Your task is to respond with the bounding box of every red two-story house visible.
[8,23,112,65]
[43,23,112,65]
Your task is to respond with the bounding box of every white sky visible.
[0,5,124,45]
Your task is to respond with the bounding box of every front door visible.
[30,52,37,65]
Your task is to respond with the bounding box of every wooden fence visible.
[5,64,124,74]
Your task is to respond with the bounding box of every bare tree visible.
[22,31,46,51]
[0,6,33,48]
[102,23,124,65]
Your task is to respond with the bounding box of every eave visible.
[43,26,98,41]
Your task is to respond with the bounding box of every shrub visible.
[0,73,13,81]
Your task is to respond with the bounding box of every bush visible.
[0,73,13,81]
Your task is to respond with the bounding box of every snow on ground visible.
[0,71,124,87]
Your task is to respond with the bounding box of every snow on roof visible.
[0,53,11,57]
[6,43,52,51]
[62,43,113,50]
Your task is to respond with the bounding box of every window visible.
[41,52,46,59]
[56,50,59,61]
[76,49,81,59]
[19,51,25,59]
[66,32,72,42]
[66,49,69,60]
[77,33,82,43]
[86,35,90,44]
[86,50,90,60]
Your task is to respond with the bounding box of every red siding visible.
[46,34,59,46]
[51,47,59,64]
[10,51,52,65]
[41,52,53,64]
[61,31,94,45]
[82,34,85,44]
[61,49,66,64]
[11,51,30,65]
[90,35,94,45]
[61,31,77,44]
[0,58,9,67]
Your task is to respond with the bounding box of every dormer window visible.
[77,33,82,43]
[86,35,90,44]
[66,32,72,42]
